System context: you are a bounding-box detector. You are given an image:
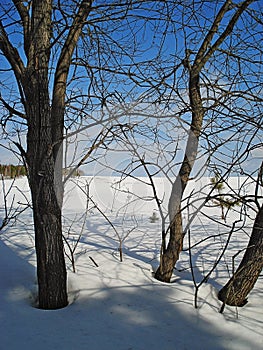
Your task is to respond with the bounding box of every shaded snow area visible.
[0,177,262,350]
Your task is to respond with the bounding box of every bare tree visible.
[152,0,260,283]
[0,0,94,309]
[0,0,152,309]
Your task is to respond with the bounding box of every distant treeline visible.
[0,164,84,179]
[0,164,27,178]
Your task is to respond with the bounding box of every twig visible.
[89,256,99,267]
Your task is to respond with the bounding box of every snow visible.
[0,176,262,350]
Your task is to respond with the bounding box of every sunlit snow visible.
[0,176,262,350]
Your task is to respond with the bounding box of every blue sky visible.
[0,1,262,179]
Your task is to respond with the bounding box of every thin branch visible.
[12,0,31,56]
[62,125,113,185]
[0,21,25,81]
[201,0,255,69]
[194,0,232,71]
[0,94,26,119]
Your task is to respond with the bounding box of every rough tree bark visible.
[218,199,263,307]
[23,0,68,309]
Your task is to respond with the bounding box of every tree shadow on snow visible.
[1,237,261,350]
[63,271,257,350]
[0,239,36,306]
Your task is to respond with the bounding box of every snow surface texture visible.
[0,177,262,350]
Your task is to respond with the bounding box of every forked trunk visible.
[218,203,263,307]
[23,0,68,309]
[0,0,93,309]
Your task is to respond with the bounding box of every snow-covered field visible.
[0,176,262,350]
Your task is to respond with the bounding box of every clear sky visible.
[0,1,262,179]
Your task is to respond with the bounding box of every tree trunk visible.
[218,203,263,307]
[29,164,68,309]
[155,177,184,282]
[23,0,68,309]
[155,69,203,283]
[155,212,183,282]
[26,99,67,309]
